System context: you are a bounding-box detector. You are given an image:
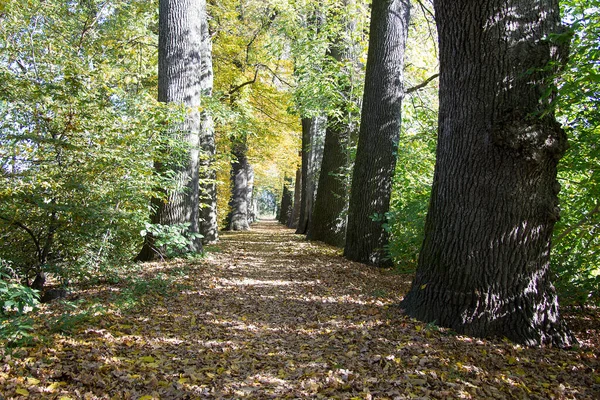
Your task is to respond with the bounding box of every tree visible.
[224,138,251,231]
[278,177,294,226]
[296,117,326,234]
[308,0,360,247]
[344,0,410,266]
[288,164,302,228]
[551,0,600,306]
[138,0,213,259]
[0,0,163,282]
[198,8,218,244]
[402,0,575,347]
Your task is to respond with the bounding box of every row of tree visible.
[278,0,595,347]
[1,0,597,347]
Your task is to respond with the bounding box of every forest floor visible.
[1,220,599,399]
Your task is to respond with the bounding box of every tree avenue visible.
[2,0,598,355]
[401,0,575,346]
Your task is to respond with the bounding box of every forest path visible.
[2,220,598,399]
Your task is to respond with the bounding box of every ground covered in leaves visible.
[1,220,599,399]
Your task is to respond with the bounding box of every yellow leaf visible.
[178,377,189,384]
[138,396,154,400]
[140,356,155,363]
[59,397,73,400]
[26,377,40,385]
[420,284,427,290]
[507,356,517,365]
[16,388,29,396]
[415,325,422,332]
[47,381,67,390]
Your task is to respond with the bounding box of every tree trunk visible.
[225,138,250,231]
[246,163,255,225]
[137,0,210,260]
[308,119,350,246]
[296,116,325,234]
[344,0,410,266]
[307,0,358,248]
[288,165,302,228]
[401,0,575,347]
[198,8,218,244]
[278,178,294,226]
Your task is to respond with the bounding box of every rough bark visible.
[344,0,410,266]
[288,165,302,229]
[296,116,325,234]
[401,0,575,347]
[225,138,250,231]
[307,119,350,246]
[307,0,358,248]
[198,8,218,244]
[137,0,210,260]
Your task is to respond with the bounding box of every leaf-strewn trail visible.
[1,220,599,399]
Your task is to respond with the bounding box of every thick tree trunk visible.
[137,0,210,260]
[225,138,250,231]
[344,0,410,266]
[402,0,574,347]
[307,0,357,248]
[288,165,302,228]
[296,116,325,234]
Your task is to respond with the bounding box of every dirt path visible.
[1,220,598,399]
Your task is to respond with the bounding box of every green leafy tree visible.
[551,0,600,306]
[0,0,166,283]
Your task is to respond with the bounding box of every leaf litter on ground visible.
[0,220,598,399]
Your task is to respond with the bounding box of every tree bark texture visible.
[307,0,358,248]
[198,7,218,244]
[296,116,325,234]
[138,0,211,260]
[288,165,302,228]
[344,0,410,266]
[402,0,574,347]
[225,138,250,231]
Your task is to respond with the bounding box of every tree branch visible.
[405,73,439,94]
[256,63,294,88]
[554,203,600,244]
[0,214,41,257]
[227,68,260,97]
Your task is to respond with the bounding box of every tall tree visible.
[402,0,575,347]
[224,138,251,231]
[307,0,359,247]
[344,0,410,265]
[278,177,294,226]
[198,7,218,244]
[138,0,213,260]
[296,117,325,234]
[246,163,256,224]
[288,164,302,228]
